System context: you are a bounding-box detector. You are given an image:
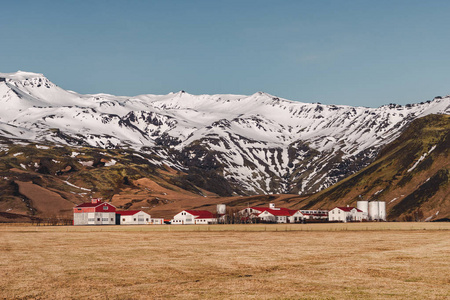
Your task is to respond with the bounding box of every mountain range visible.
[0,71,449,221]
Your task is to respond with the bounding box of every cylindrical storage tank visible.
[369,201,380,221]
[378,201,386,221]
[217,204,226,215]
[357,201,369,219]
[369,201,378,220]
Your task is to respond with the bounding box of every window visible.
[111,218,113,221]
[123,218,125,221]
[97,218,100,221]
[146,218,149,221]
[134,218,136,221]
[77,208,81,211]
[103,206,108,210]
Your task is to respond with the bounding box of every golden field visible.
[0,223,449,299]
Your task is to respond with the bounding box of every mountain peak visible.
[0,70,45,81]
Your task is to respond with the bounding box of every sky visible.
[1,0,450,107]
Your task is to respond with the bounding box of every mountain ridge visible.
[0,71,449,196]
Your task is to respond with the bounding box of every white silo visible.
[368,201,386,221]
[217,204,226,215]
[368,201,379,220]
[378,201,386,221]
[357,201,369,220]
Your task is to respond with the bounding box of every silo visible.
[357,201,369,220]
[217,204,226,215]
[368,201,378,220]
[378,201,386,221]
[369,201,385,221]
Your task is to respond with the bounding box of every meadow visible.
[0,223,449,299]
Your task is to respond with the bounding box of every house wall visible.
[150,218,164,225]
[328,208,363,222]
[73,212,89,225]
[74,212,115,225]
[328,208,347,222]
[195,218,217,225]
[258,211,276,223]
[119,212,151,225]
[172,211,195,225]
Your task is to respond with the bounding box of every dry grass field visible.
[0,223,449,299]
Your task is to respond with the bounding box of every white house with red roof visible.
[116,210,152,225]
[171,210,217,225]
[73,198,116,225]
[328,206,363,222]
[240,204,304,223]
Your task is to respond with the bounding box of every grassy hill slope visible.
[299,114,450,221]
[0,114,449,221]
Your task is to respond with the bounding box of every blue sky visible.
[2,0,450,107]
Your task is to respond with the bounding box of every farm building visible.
[299,209,329,220]
[73,198,116,225]
[328,206,363,222]
[116,210,152,225]
[149,218,165,225]
[240,204,304,223]
[171,210,217,225]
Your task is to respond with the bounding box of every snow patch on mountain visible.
[1,71,449,194]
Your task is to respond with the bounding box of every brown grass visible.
[0,223,449,299]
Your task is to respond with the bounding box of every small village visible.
[73,198,387,226]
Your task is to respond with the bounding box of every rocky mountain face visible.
[299,114,450,221]
[1,71,449,197]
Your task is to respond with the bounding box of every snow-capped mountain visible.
[1,71,449,195]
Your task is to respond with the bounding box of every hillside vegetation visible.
[300,114,450,221]
[0,114,449,221]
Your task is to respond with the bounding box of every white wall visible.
[119,212,151,225]
[172,211,195,225]
[77,212,115,225]
[328,208,348,222]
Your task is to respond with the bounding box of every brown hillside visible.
[299,114,450,221]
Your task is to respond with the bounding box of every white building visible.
[171,210,217,225]
[73,199,116,226]
[328,206,364,222]
[299,209,329,220]
[239,204,304,223]
[116,210,152,225]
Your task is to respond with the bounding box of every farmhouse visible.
[116,210,152,225]
[328,206,363,222]
[240,203,304,223]
[171,210,217,225]
[73,198,116,225]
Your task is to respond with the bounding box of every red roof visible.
[185,210,215,219]
[335,207,361,212]
[116,210,143,216]
[251,207,298,217]
[75,202,105,208]
[75,202,116,208]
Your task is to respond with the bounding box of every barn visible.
[73,198,116,225]
[171,210,217,225]
[116,210,152,225]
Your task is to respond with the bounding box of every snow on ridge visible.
[407,145,437,173]
[0,70,45,81]
[1,71,450,195]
